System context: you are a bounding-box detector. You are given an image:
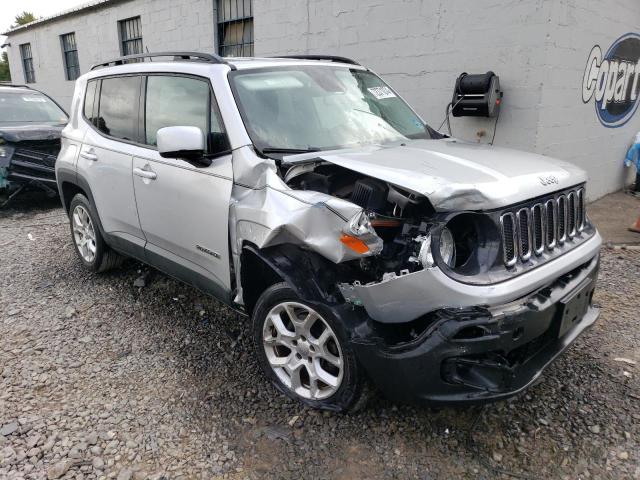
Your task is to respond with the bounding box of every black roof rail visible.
[272,54,360,66]
[90,51,236,71]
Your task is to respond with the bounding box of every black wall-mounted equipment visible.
[451,71,502,118]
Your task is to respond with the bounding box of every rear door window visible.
[96,76,141,141]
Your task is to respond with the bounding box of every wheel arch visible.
[240,243,345,316]
[57,170,106,236]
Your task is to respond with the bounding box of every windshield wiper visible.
[261,147,320,155]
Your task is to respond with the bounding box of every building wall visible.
[535,0,640,200]
[5,0,215,110]
[254,0,640,200]
[6,0,640,199]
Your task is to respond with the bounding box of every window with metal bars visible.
[217,0,253,57]
[61,33,80,81]
[20,43,35,84]
[119,16,143,57]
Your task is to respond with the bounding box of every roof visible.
[86,52,365,76]
[82,57,364,82]
[2,0,126,35]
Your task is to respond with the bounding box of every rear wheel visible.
[69,193,122,272]
[252,282,367,412]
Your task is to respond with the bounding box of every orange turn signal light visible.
[340,233,370,254]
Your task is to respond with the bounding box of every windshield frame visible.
[227,65,435,156]
[0,88,69,125]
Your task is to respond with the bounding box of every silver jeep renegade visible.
[56,52,602,412]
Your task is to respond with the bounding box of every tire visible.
[68,193,122,273]
[252,282,367,412]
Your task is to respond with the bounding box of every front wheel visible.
[252,283,367,412]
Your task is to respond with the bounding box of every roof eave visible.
[2,0,125,36]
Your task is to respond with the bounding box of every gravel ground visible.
[1,197,639,480]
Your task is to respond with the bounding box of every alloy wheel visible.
[262,301,344,400]
[72,205,97,263]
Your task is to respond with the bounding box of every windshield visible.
[230,66,431,152]
[0,91,68,125]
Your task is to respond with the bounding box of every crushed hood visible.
[285,139,588,211]
[0,124,64,143]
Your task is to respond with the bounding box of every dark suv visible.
[0,84,68,200]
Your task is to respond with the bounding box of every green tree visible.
[13,11,37,27]
[0,51,10,82]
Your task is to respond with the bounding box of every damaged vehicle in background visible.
[56,52,602,412]
[0,85,68,205]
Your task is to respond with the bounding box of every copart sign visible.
[582,33,640,128]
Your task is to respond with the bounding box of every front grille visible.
[517,208,532,261]
[12,148,57,169]
[500,212,517,267]
[499,186,588,267]
[567,192,576,238]
[576,188,585,231]
[545,199,556,249]
[531,203,544,255]
[557,195,567,243]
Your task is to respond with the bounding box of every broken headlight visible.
[415,227,457,269]
[439,227,456,267]
[0,145,13,167]
[443,213,501,274]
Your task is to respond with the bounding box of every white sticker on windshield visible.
[367,86,396,99]
[23,96,47,103]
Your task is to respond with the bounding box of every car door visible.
[78,75,146,254]
[132,74,233,300]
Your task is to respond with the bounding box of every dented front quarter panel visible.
[230,146,382,303]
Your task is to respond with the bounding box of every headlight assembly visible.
[414,214,500,272]
[438,227,456,267]
[0,145,13,165]
[414,227,456,269]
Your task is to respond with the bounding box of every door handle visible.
[80,149,98,161]
[133,167,157,180]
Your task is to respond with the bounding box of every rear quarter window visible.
[83,80,97,123]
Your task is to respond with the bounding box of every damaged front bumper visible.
[340,230,602,323]
[350,253,600,404]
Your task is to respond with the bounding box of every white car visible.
[56,52,601,412]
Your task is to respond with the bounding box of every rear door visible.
[132,74,233,300]
[78,75,145,253]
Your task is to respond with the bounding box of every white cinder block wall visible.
[254,0,640,200]
[5,0,640,199]
[5,0,215,110]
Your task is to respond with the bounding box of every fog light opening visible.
[512,327,524,341]
[453,325,488,340]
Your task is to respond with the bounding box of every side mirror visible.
[157,126,205,161]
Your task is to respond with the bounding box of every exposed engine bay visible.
[279,157,595,290]
[283,161,442,282]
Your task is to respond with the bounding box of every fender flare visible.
[241,243,345,306]
[57,169,107,237]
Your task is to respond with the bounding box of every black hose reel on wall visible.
[441,71,503,143]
